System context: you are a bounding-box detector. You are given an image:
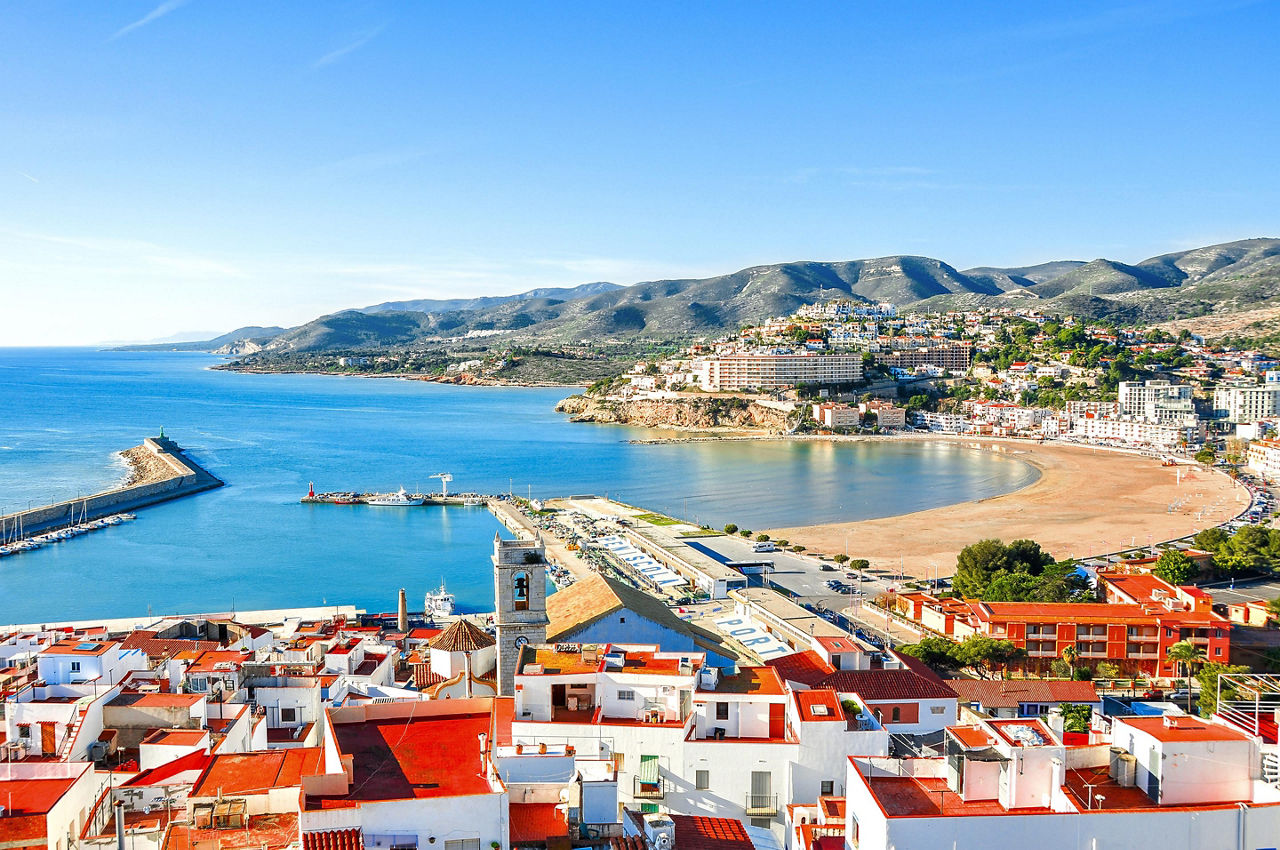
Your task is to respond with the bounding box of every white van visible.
[751,541,776,553]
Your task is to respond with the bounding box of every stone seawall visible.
[0,437,223,538]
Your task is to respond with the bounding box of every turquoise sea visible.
[0,349,1038,623]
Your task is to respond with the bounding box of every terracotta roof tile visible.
[946,679,1099,709]
[815,668,956,702]
[303,828,363,850]
[428,619,496,653]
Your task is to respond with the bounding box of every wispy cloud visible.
[17,172,38,183]
[312,25,385,70]
[109,0,191,41]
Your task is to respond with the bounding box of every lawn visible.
[634,512,681,526]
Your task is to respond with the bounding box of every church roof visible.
[545,573,740,661]
[427,619,495,653]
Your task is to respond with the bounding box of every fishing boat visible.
[424,582,455,618]
[367,487,425,507]
[463,496,484,507]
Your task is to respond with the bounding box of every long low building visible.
[692,353,863,391]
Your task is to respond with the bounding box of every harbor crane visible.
[430,472,453,498]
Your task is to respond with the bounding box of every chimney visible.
[397,589,408,633]
[115,801,125,850]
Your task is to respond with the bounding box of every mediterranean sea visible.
[0,348,1038,623]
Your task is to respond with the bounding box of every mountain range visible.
[125,238,1280,354]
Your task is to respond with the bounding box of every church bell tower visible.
[493,533,549,695]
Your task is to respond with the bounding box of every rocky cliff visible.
[555,394,793,432]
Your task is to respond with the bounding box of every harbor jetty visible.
[0,436,223,545]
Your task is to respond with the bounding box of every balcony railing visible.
[634,776,665,800]
[745,793,778,817]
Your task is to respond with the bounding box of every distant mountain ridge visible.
[358,281,624,315]
[143,237,1280,354]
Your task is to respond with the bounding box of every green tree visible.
[723,523,738,535]
[850,559,870,571]
[1060,704,1092,733]
[954,635,1026,679]
[1194,448,1216,465]
[1152,549,1198,586]
[755,533,770,542]
[1195,662,1250,718]
[1165,640,1206,713]
[1061,645,1079,680]
[833,554,850,565]
[1095,661,1121,679]
[953,539,1011,598]
[1193,527,1229,555]
[897,636,958,668]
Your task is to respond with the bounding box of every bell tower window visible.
[514,570,530,611]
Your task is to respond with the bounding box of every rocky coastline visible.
[554,394,793,433]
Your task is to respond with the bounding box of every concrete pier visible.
[0,436,223,540]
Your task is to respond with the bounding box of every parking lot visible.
[680,535,924,644]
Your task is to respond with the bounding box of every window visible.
[716,702,729,721]
[930,706,945,714]
[70,661,81,673]
[513,571,530,611]
[619,617,626,624]
[18,725,30,739]
[750,818,773,829]
[891,707,901,722]
[617,689,635,702]
[1215,647,1222,656]
[280,707,297,723]
[696,770,710,790]
[820,780,835,796]
[444,839,480,850]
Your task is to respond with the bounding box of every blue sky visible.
[1,1,1277,345]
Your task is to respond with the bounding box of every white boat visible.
[463,497,484,507]
[367,487,425,507]
[424,582,455,619]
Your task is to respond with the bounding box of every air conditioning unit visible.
[643,814,675,850]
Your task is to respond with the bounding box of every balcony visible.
[745,793,778,817]
[633,776,666,800]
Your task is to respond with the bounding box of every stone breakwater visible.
[0,437,223,539]
[555,394,792,432]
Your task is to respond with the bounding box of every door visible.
[768,703,785,738]
[750,770,771,811]
[552,684,567,708]
[40,722,56,755]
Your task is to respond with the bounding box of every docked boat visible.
[367,487,425,507]
[424,582,455,619]
[463,497,484,507]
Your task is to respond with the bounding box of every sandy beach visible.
[763,439,1250,579]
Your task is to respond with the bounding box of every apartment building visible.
[1214,381,1280,424]
[873,342,972,373]
[1246,438,1280,480]
[1117,380,1194,423]
[692,352,863,391]
[1070,415,1204,449]
[811,402,860,429]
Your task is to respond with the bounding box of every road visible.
[680,535,925,644]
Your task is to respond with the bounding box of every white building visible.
[1246,439,1280,480]
[1118,380,1195,424]
[1215,382,1280,424]
[36,639,148,686]
[693,353,863,391]
[1071,416,1203,450]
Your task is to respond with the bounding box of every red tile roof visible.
[430,619,496,653]
[795,689,845,722]
[671,814,756,850]
[946,679,1100,709]
[303,828,363,850]
[508,802,568,843]
[122,750,212,787]
[815,668,956,702]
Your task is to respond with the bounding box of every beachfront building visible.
[858,400,906,430]
[836,713,1280,850]
[1117,380,1195,423]
[811,402,859,429]
[1070,415,1204,449]
[1246,438,1280,480]
[691,352,863,392]
[1214,380,1280,424]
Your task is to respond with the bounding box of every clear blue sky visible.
[2,1,1276,345]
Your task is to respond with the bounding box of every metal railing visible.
[633,775,666,800]
[744,793,778,817]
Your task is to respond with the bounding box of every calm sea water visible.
[0,349,1038,623]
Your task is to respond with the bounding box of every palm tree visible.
[1165,640,1206,713]
[1061,645,1079,680]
